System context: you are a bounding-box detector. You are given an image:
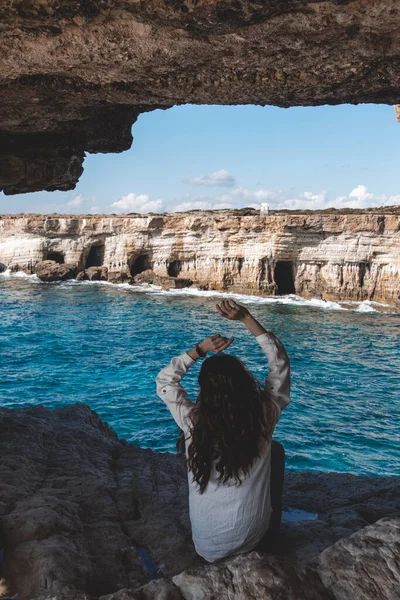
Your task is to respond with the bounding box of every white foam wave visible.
[0,269,39,281]
[131,286,347,310]
[68,283,399,314]
[341,299,392,313]
[103,284,365,312]
[355,302,378,313]
[56,278,348,310]
[63,279,129,289]
[2,270,397,315]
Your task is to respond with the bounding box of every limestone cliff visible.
[1,209,399,305]
[1,1,400,194]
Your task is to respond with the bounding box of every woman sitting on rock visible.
[156,300,290,563]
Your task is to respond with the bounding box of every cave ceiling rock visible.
[1,0,400,195]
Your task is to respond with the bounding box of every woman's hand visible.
[217,300,267,337]
[199,334,234,354]
[216,300,250,321]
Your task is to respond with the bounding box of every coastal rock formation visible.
[0,404,399,600]
[171,552,330,600]
[133,269,193,290]
[0,209,399,304]
[1,1,400,193]
[0,404,200,600]
[76,266,109,281]
[129,519,400,600]
[35,259,77,282]
[171,519,400,600]
[317,518,400,600]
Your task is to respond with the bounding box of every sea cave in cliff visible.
[85,243,106,269]
[130,254,151,277]
[45,250,65,264]
[274,261,296,296]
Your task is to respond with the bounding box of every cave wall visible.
[1,1,400,194]
[0,210,399,304]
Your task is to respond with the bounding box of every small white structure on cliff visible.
[260,203,269,215]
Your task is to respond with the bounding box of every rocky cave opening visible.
[274,261,296,295]
[130,254,151,277]
[45,251,65,264]
[167,260,182,278]
[358,262,370,288]
[85,244,105,268]
[1,1,400,196]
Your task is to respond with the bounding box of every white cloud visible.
[111,193,164,214]
[328,185,400,209]
[282,190,329,211]
[168,185,400,213]
[67,194,85,208]
[271,186,399,210]
[170,188,284,212]
[183,169,236,187]
[109,185,399,216]
[344,185,375,208]
[173,200,213,212]
[218,187,285,209]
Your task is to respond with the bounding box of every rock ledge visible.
[0,404,399,600]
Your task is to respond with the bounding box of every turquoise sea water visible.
[1,273,399,476]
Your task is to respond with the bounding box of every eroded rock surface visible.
[317,518,400,600]
[0,404,399,600]
[0,404,199,600]
[1,1,400,193]
[127,520,400,600]
[35,259,77,281]
[0,210,399,304]
[76,266,109,281]
[172,553,330,600]
[133,269,193,289]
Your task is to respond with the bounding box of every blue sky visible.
[2,103,399,214]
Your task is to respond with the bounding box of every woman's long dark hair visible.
[177,353,277,493]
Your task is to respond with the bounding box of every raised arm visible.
[156,334,234,431]
[156,352,196,432]
[216,300,290,420]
